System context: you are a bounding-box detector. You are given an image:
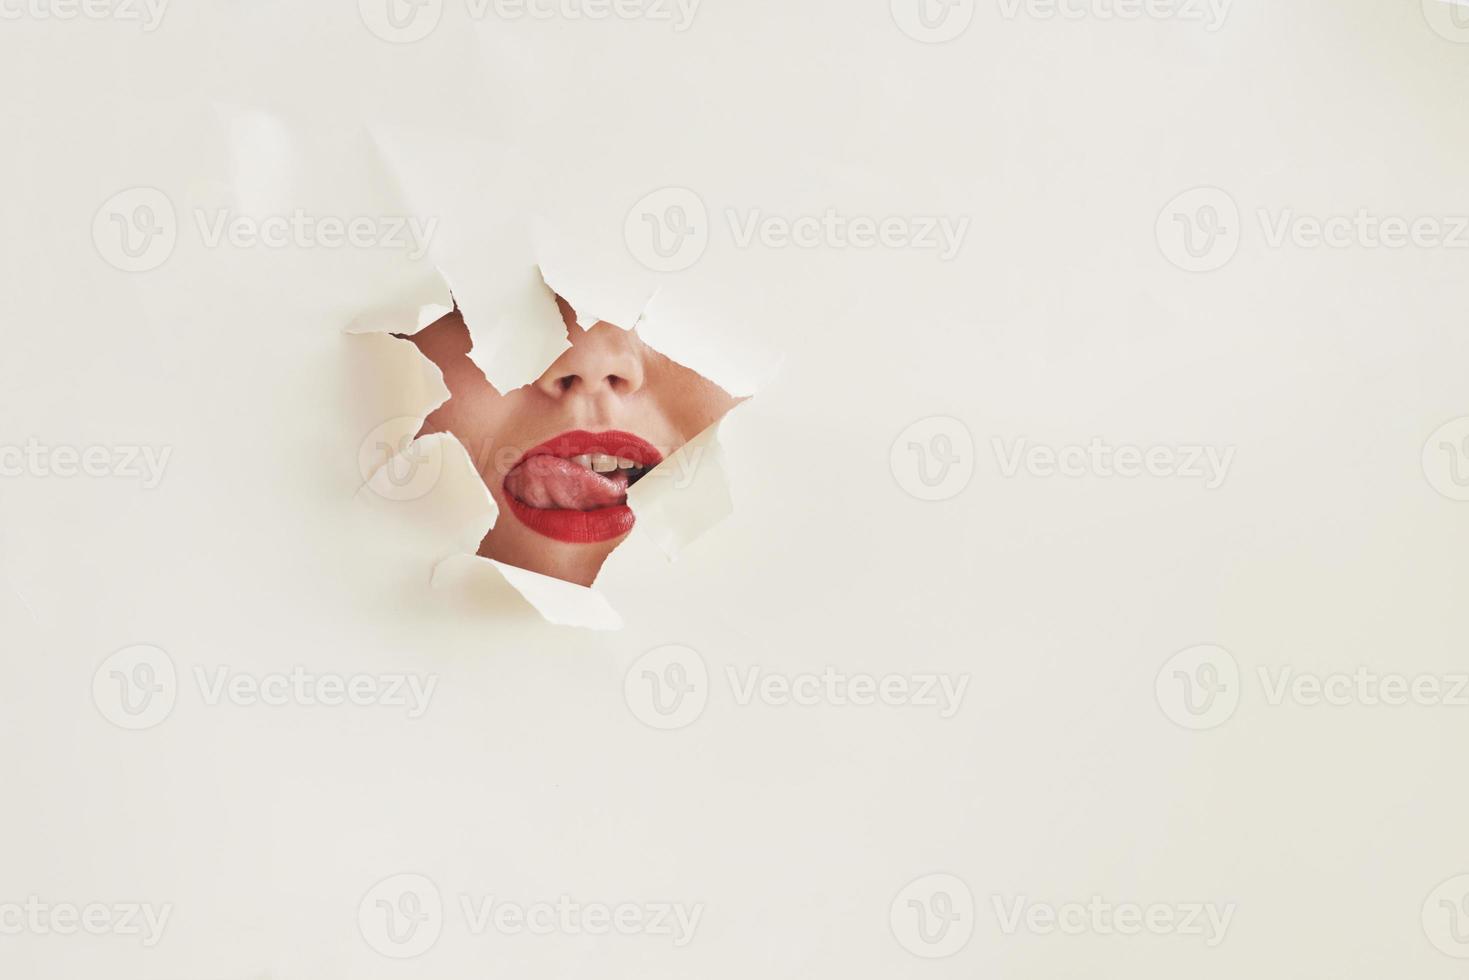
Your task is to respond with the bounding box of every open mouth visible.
[502,430,663,543]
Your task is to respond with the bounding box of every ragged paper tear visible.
[205,106,781,627]
[347,332,625,631]
[340,262,768,628]
[340,273,626,629]
[363,123,574,394]
[626,411,739,560]
[632,288,782,401]
[534,239,656,335]
[457,264,570,394]
[431,554,623,631]
[532,234,779,399]
[346,310,451,495]
[343,267,454,339]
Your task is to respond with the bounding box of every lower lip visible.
[502,430,659,544]
[504,494,636,544]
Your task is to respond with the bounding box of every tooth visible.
[571,454,593,469]
[617,457,636,469]
[591,453,618,473]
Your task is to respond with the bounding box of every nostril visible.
[548,372,636,395]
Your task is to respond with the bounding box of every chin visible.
[479,517,625,588]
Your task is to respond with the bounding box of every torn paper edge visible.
[362,124,572,394]
[431,554,623,631]
[344,269,624,629]
[330,192,778,623]
[459,264,572,394]
[343,265,454,339]
[345,274,454,497]
[626,406,743,561]
[535,245,654,336]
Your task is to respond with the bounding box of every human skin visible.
[406,296,739,586]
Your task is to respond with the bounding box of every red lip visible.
[503,430,664,544]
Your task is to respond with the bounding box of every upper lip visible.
[512,429,664,471]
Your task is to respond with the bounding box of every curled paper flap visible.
[534,243,655,335]
[459,265,570,394]
[628,412,737,560]
[352,430,498,581]
[348,335,451,494]
[633,289,781,401]
[364,123,571,393]
[346,300,627,630]
[344,266,455,337]
[431,555,623,631]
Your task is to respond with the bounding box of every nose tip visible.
[535,320,646,398]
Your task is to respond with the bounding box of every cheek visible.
[458,391,538,482]
[426,390,500,476]
[660,372,740,439]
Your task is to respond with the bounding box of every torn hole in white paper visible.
[403,285,740,579]
[344,260,765,628]
[206,108,715,628]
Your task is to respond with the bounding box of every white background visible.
[3,0,1469,976]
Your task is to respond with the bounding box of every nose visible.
[534,321,646,399]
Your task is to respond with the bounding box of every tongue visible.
[504,455,630,510]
